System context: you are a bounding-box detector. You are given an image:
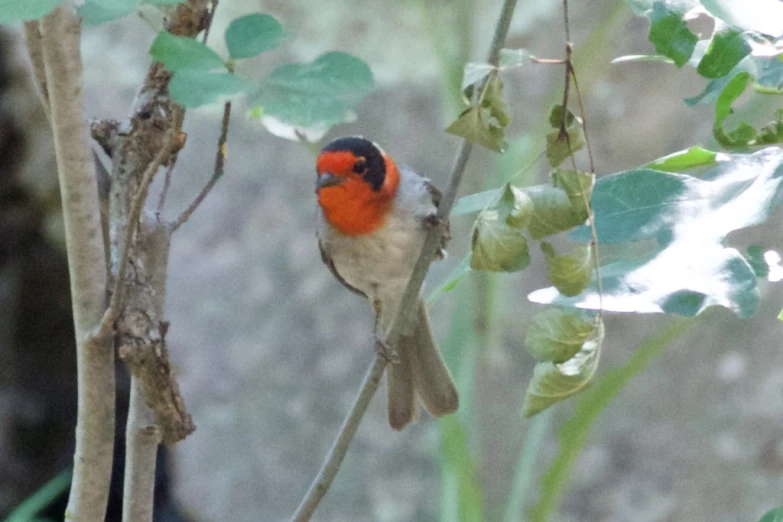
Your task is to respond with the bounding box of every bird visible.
[315,136,459,430]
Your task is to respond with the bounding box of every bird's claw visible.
[374,334,399,364]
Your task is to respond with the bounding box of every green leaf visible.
[169,70,249,107]
[523,316,604,417]
[150,30,225,71]
[697,29,752,79]
[498,48,531,69]
[446,105,507,153]
[225,13,286,60]
[525,308,595,363]
[534,148,783,317]
[701,0,783,38]
[545,105,585,168]
[497,183,533,228]
[482,74,511,128]
[758,508,783,522]
[648,2,698,67]
[713,71,755,147]
[643,146,722,171]
[470,209,530,272]
[756,108,783,146]
[251,51,374,130]
[527,170,591,240]
[0,0,61,23]
[529,319,696,521]
[541,242,592,297]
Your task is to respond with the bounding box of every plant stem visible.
[40,5,114,521]
[290,1,519,520]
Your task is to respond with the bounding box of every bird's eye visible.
[353,158,367,174]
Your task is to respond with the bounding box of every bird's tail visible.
[387,298,459,430]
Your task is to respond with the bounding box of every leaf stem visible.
[290,1,519,520]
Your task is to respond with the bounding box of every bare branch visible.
[122,379,161,522]
[291,1,519,519]
[170,101,231,232]
[40,5,114,520]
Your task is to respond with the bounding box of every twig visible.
[570,68,596,173]
[290,1,519,520]
[40,5,114,521]
[155,162,176,221]
[97,136,173,337]
[122,379,161,522]
[170,101,231,232]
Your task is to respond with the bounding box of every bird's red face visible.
[316,137,400,236]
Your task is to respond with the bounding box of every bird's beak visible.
[316,172,345,190]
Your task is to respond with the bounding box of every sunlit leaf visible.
[541,242,592,297]
[251,52,374,132]
[0,0,61,23]
[523,316,604,417]
[713,71,755,147]
[701,0,783,38]
[643,146,724,172]
[169,70,250,107]
[225,14,286,60]
[611,54,675,64]
[534,148,783,317]
[697,29,752,79]
[150,30,225,71]
[647,2,698,67]
[525,308,595,363]
[546,105,585,168]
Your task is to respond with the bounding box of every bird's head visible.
[316,136,400,236]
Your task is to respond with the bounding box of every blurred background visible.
[1,0,783,520]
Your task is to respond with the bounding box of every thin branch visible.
[97,136,173,337]
[122,379,161,522]
[170,101,231,232]
[562,0,571,43]
[569,66,596,174]
[40,5,114,521]
[290,1,518,520]
[155,162,176,221]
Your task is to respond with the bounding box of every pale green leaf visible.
[525,308,595,363]
[470,209,530,272]
[150,30,225,71]
[446,106,507,153]
[546,105,585,168]
[169,70,249,107]
[643,146,723,172]
[462,62,495,90]
[541,242,592,297]
[498,48,531,69]
[251,51,374,129]
[0,0,61,23]
[225,13,286,59]
[523,316,604,417]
